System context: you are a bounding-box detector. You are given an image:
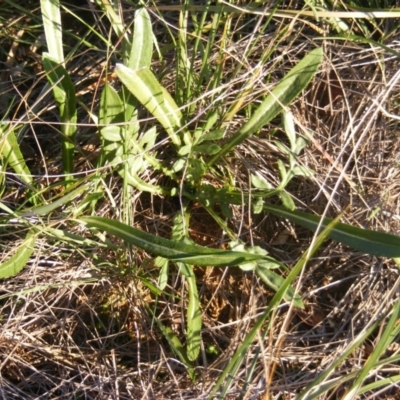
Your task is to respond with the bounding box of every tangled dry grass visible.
[1,1,400,399]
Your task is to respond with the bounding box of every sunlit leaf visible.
[186,272,201,361]
[251,174,273,190]
[129,8,153,70]
[279,191,295,211]
[0,124,33,189]
[0,230,36,278]
[282,111,296,151]
[40,0,63,64]
[155,256,169,290]
[115,64,183,147]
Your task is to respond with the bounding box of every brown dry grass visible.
[1,1,400,399]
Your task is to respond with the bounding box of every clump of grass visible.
[1,0,400,398]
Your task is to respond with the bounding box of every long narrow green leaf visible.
[80,216,266,266]
[299,352,400,400]
[344,296,400,400]
[0,230,36,278]
[263,203,400,257]
[148,307,195,380]
[186,270,201,361]
[40,0,64,64]
[129,8,153,70]
[0,124,33,189]
[299,317,389,400]
[42,54,77,180]
[19,185,87,217]
[208,47,323,166]
[357,375,400,396]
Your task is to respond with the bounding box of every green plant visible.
[3,1,400,398]
[85,3,326,366]
[80,2,400,378]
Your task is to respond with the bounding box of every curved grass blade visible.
[263,203,400,257]
[80,216,266,266]
[343,294,400,400]
[0,230,36,278]
[357,375,400,397]
[207,47,323,166]
[19,185,87,217]
[298,312,394,400]
[208,209,342,399]
[0,123,38,203]
[147,306,195,381]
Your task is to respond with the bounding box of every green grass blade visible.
[0,124,34,191]
[208,210,343,399]
[129,7,153,70]
[357,375,400,397]
[80,216,266,266]
[19,185,87,217]
[148,308,195,380]
[184,1,213,107]
[40,0,64,64]
[207,47,323,166]
[42,54,77,181]
[298,317,390,400]
[115,64,184,147]
[344,296,400,399]
[263,203,400,257]
[186,269,201,361]
[0,229,36,278]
